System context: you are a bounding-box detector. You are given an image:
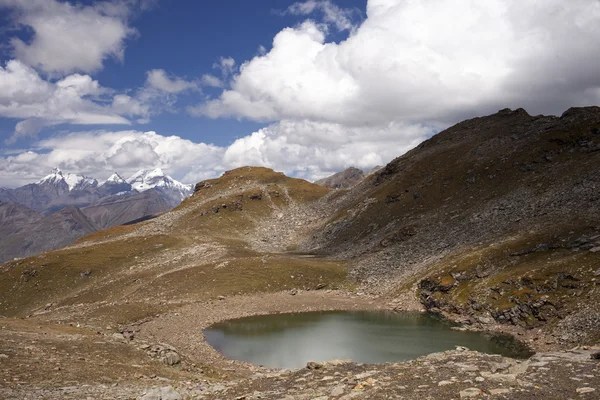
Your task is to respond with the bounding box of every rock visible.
[489,388,511,395]
[591,351,600,360]
[576,387,596,394]
[475,377,485,382]
[326,359,352,366]
[217,296,226,300]
[589,247,600,253]
[160,352,180,366]
[490,362,511,373]
[80,270,92,278]
[306,361,323,370]
[0,354,9,359]
[288,289,298,296]
[438,380,454,386]
[480,372,517,383]
[331,384,345,396]
[111,333,126,341]
[140,386,182,400]
[456,346,469,352]
[460,388,483,398]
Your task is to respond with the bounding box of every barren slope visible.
[1,110,599,399]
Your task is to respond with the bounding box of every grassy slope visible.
[0,167,347,327]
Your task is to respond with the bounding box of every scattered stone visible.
[217,296,226,301]
[480,372,517,383]
[288,289,298,296]
[576,387,596,394]
[306,361,323,370]
[160,352,180,366]
[111,333,126,341]
[460,388,483,398]
[331,384,345,396]
[326,359,352,366]
[456,346,469,352]
[140,386,182,400]
[489,388,511,395]
[0,354,9,359]
[438,380,454,386]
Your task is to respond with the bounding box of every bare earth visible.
[1,290,598,399]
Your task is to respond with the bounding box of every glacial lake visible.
[203,310,533,369]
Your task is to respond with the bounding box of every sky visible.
[0,0,599,188]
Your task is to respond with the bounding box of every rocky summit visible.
[0,108,599,399]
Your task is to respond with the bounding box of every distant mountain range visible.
[0,168,193,262]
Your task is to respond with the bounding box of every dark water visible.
[203,310,533,369]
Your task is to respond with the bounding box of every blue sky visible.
[0,0,598,187]
[0,1,365,147]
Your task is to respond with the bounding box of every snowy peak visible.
[39,168,65,186]
[64,173,98,191]
[103,173,126,185]
[38,168,98,191]
[127,169,191,192]
[126,169,192,205]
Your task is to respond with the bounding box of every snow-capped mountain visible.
[39,167,98,191]
[126,168,193,206]
[0,167,190,261]
[0,167,191,215]
[99,173,133,197]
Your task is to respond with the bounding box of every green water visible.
[203,310,533,369]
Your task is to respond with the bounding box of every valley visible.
[0,108,599,399]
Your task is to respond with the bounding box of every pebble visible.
[460,388,483,398]
[576,387,596,394]
[331,385,345,396]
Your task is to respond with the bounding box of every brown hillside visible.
[1,110,599,398]
[301,107,600,343]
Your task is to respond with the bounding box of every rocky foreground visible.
[1,345,598,399]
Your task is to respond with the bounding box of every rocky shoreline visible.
[2,290,598,399]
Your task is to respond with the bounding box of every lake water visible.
[203,310,532,369]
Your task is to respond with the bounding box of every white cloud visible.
[194,0,600,126]
[0,60,133,144]
[146,69,198,94]
[0,61,203,144]
[201,74,223,88]
[284,0,360,33]
[0,0,136,75]
[222,119,432,180]
[0,119,430,187]
[213,57,236,77]
[0,130,225,187]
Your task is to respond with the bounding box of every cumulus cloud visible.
[0,119,431,187]
[213,57,236,77]
[146,69,198,94]
[0,60,133,144]
[0,0,137,75]
[0,130,225,187]
[201,74,223,88]
[194,0,600,125]
[222,119,432,181]
[284,0,360,33]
